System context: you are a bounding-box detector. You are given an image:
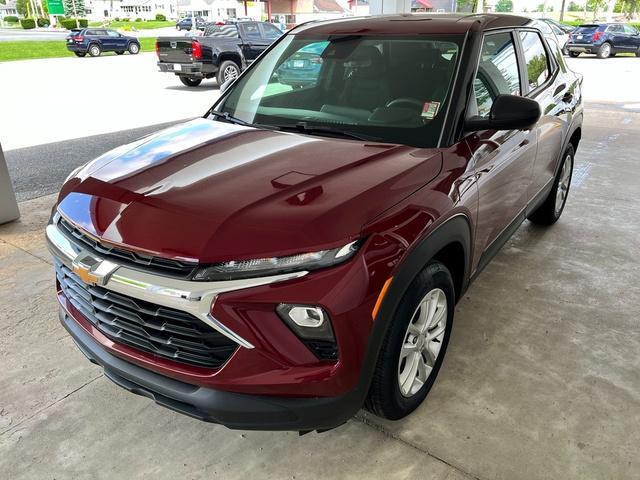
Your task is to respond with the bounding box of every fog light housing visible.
[276,304,338,360]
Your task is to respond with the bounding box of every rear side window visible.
[474,32,521,117]
[239,23,262,41]
[519,31,550,91]
[607,24,624,33]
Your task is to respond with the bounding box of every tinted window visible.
[474,32,521,117]
[623,25,638,35]
[85,29,98,35]
[519,31,550,91]
[575,25,599,34]
[608,24,623,33]
[239,23,261,41]
[107,30,120,37]
[260,23,282,40]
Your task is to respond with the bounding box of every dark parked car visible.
[49,14,583,432]
[175,16,206,31]
[66,28,140,57]
[156,21,283,86]
[567,23,640,58]
[276,41,325,88]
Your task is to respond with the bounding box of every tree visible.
[495,0,513,11]
[616,0,640,17]
[587,0,607,18]
[16,0,28,16]
[64,0,86,17]
[568,1,582,10]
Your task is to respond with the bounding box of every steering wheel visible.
[385,97,424,110]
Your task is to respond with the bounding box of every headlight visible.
[192,239,362,281]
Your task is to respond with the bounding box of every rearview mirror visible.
[465,94,541,132]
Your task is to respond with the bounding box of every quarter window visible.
[474,32,521,117]
[519,31,550,91]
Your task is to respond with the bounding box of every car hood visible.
[57,118,442,263]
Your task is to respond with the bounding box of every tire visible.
[179,76,202,87]
[569,51,580,58]
[88,44,101,57]
[596,42,611,59]
[365,261,455,420]
[128,42,140,55]
[216,60,240,85]
[74,52,86,57]
[527,144,574,226]
[115,51,124,55]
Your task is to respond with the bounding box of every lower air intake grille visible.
[55,260,237,369]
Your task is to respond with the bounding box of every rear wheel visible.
[179,76,202,87]
[527,144,574,226]
[597,42,611,58]
[74,52,86,57]
[88,44,101,57]
[128,42,140,55]
[365,261,455,420]
[216,60,240,85]
[568,51,580,57]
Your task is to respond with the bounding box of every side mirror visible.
[465,94,541,132]
[220,79,233,94]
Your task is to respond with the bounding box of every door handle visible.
[553,84,567,96]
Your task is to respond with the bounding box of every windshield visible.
[212,34,462,147]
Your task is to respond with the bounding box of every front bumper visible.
[60,308,360,431]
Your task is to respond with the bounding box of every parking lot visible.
[2,52,640,480]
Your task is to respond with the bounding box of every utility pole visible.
[559,0,566,21]
[71,0,80,28]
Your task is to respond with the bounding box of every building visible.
[0,0,19,20]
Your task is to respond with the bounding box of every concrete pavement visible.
[0,53,220,151]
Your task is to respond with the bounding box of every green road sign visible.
[47,0,65,15]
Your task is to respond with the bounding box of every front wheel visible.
[597,43,611,59]
[88,44,101,57]
[179,76,202,87]
[74,52,86,57]
[128,42,140,55]
[365,261,455,420]
[527,144,574,226]
[216,60,240,85]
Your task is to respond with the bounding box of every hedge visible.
[20,18,36,29]
[155,14,166,21]
[4,15,19,23]
[59,18,89,29]
[37,17,50,27]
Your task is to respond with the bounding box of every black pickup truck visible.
[156,22,283,87]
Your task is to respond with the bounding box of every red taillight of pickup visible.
[191,40,202,60]
[155,40,160,57]
[592,31,603,42]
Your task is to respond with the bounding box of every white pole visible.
[0,143,20,225]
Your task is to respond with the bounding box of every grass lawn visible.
[88,20,174,29]
[0,37,157,62]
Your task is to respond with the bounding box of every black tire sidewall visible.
[551,144,574,221]
[373,262,455,419]
[89,44,101,57]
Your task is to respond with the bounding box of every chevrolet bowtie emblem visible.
[71,251,118,286]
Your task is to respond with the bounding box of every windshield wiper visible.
[274,122,382,142]
[208,110,280,131]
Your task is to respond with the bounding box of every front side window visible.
[474,32,521,117]
[214,34,462,147]
[623,25,638,35]
[519,31,550,91]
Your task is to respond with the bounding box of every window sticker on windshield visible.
[421,101,440,119]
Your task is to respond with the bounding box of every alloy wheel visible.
[397,288,447,397]
[223,65,239,81]
[555,153,573,216]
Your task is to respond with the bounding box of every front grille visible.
[57,217,198,279]
[55,260,237,369]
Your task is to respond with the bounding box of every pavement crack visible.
[0,238,52,266]
[0,374,103,437]
[355,413,484,480]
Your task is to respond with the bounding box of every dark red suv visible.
[48,14,583,432]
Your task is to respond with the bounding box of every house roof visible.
[314,0,348,13]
